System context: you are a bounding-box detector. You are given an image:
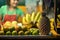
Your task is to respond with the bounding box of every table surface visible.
[0,35,59,39]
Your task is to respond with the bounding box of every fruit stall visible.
[0,0,60,39]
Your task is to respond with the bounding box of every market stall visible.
[0,0,60,39]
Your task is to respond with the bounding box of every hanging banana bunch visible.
[31,12,35,22]
[34,12,40,22]
[22,12,42,28]
[37,14,41,23]
[22,16,27,24]
[25,13,31,23]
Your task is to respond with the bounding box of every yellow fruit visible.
[50,18,54,22]
[15,25,19,31]
[50,18,54,30]
[3,21,11,28]
[31,12,35,21]
[50,22,54,30]
[34,12,40,22]
[22,16,28,24]
[12,21,17,24]
[36,22,40,28]
[37,15,41,23]
[1,26,4,31]
[57,22,60,28]
[17,16,22,23]
[50,30,58,36]
[22,23,32,29]
[25,13,31,23]
[58,14,60,18]
[12,21,17,27]
[50,18,58,36]
[57,19,59,22]
[26,24,32,29]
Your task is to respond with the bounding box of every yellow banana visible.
[50,19,57,36]
[57,19,60,22]
[28,14,31,22]
[50,30,58,36]
[22,16,27,24]
[50,18,54,22]
[25,13,31,23]
[31,12,35,21]
[58,14,60,18]
[50,18,54,30]
[57,22,60,28]
[37,14,42,23]
[50,22,54,30]
[1,25,4,31]
[34,12,40,22]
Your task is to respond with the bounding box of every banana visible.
[50,22,54,30]
[31,12,35,21]
[1,25,4,31]
[50,18,54,30]
[50,30,58,36]
[50,18,54,22]
[22,16,27,24]
[57,22,60,28]
[25,13,31,23]
[57,19,59,22]
[37,14,42,23]
[58,14,60,18]
[34,12,40,22]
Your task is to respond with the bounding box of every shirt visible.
[0,5,24,21]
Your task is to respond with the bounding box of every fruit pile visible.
[0,27,39,35]
[22,12,41,23]
[22,12,41,28]
[0,12,57,36]
[0,21,39,35]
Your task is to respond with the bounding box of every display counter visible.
[0,35,59,39]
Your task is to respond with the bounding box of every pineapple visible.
[39,13,50,35]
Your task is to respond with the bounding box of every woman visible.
[0,0,24,23]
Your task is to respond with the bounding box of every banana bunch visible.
[31,12,35,22]
[34,12,41,22]
[57,14,60,28]
[22,13,31,24]
[22,12,41,23]
[31,12,41,23]
[50,18,54,30]
[25,13,31,23]
[22,12,41,28]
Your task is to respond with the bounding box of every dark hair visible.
[6,0,10,6]
[6,0,19,6]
